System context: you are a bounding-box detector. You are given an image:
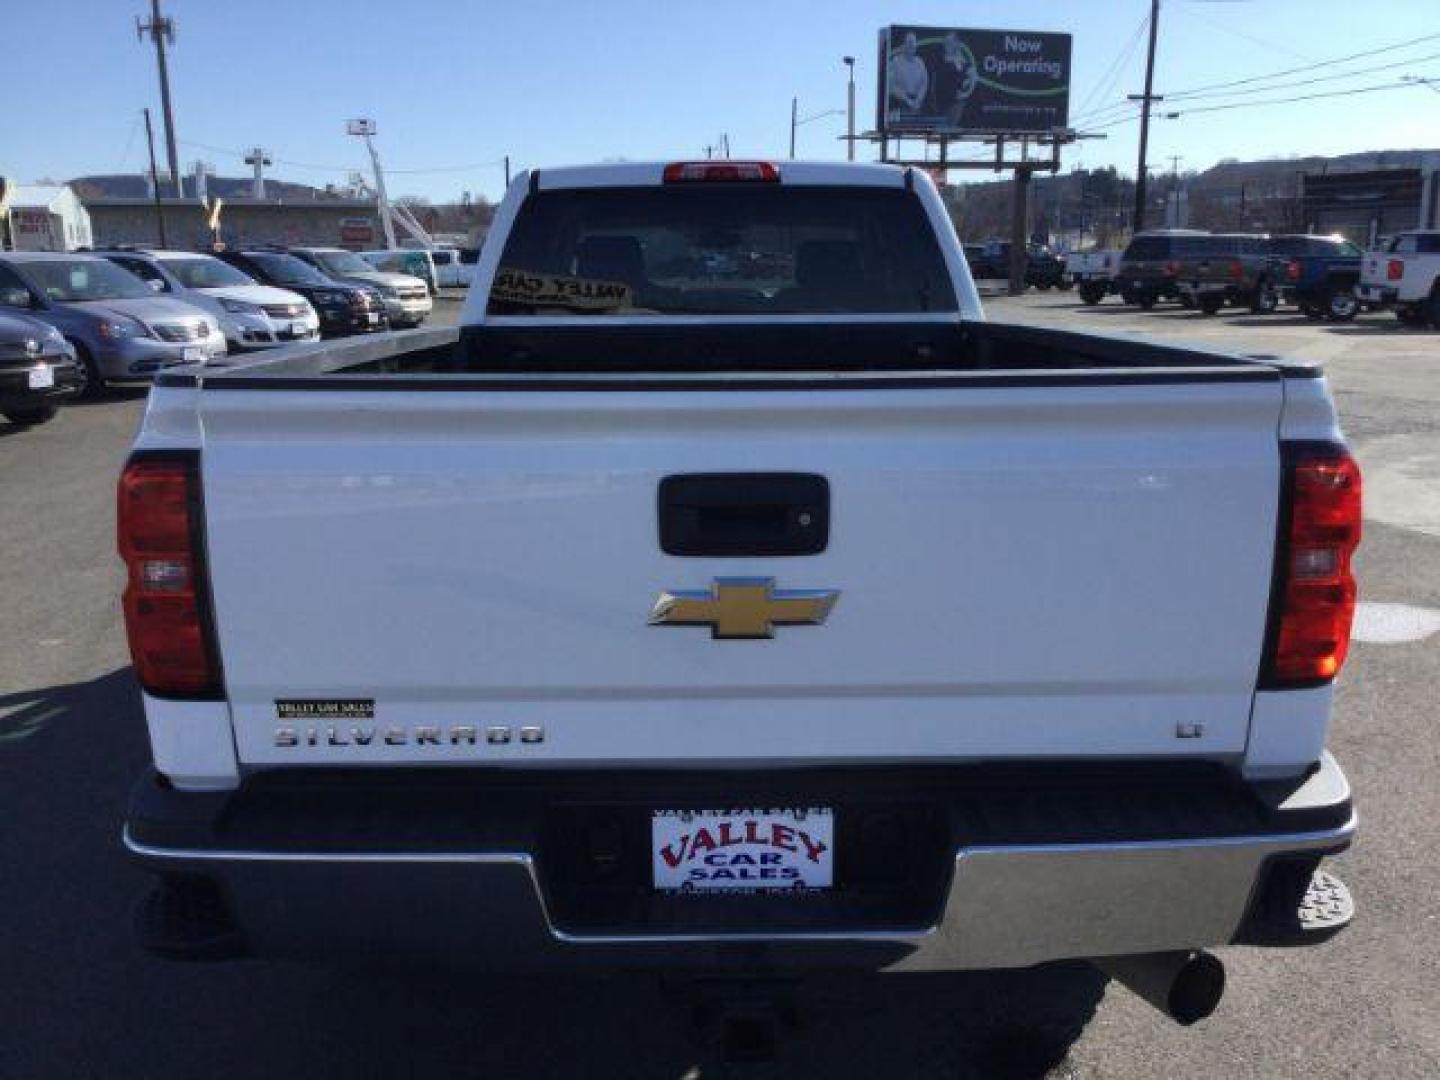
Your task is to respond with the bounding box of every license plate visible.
[182,346,203,364]
[652,807,834,892]
[27,365,54,390]
[291,321,310,337]
[366,312,381,325]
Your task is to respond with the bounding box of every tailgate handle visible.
[658,473,829,556]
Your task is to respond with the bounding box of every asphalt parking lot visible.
[2,292,1438,1078]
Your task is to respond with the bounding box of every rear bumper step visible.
[124,754,1355,970]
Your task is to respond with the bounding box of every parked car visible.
[361,248,437,294]
[122,162,1358,1022]
[0,309,81,425]
[1358,230,1440,327]
[1116,230,1211,309]
[95,249,320,352]
[427,246,475,289]
[211,249,388,338]
[1174,234,1279,315]
[968,241,1067,288]
[1065,249,1122,305]
[0,252,225,395]
[285,247,432,328]
[1271,235,1363,321]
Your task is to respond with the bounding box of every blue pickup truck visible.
[1271,235,1363,321]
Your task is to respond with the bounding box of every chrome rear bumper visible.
[124,754,1354,971]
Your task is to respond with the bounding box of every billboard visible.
[877,26,1071,136]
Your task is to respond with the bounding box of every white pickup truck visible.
[1357,229,1440,326]
[120,161,1360,1027]
[1063,248,1121,305]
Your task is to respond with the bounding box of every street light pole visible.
[790,97,798,160]
[844,57,856,162]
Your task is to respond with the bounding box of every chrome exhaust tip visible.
[1095,950,1225,1026]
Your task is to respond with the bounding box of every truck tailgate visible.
[198,377,1284,766]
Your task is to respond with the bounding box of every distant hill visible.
[69,173,342,201]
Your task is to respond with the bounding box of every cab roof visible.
[528,161,910,192]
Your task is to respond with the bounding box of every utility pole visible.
[244,147,272,200]
[789,97,798,159]
[843,57,857,161]
[504,155,511,189]
[1128,0,1162,232]
[137,0,182,198]
[1167,154,1184,227]
[348,119,396,250]
[142,107,168,247]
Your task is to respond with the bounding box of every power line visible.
[1073,14,1149,120]
[1164,48,1440,102]
[1170,75,1440,116]
[176,138,505,176]
[1075,28,1440,134]
[1174,3,1315,65]
[1165,29,1440,99]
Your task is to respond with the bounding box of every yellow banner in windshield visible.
[491,268,633,310]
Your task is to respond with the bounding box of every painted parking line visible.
[1351,602,1440,645]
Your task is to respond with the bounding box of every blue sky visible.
[4,0,1440,203]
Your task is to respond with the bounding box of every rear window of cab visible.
[486,186,957,317]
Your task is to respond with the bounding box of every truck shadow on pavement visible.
[0,665,1107,1079]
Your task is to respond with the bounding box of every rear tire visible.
[1138,293,1157,311]
[1396,306,1426,326]
[3,404,58,426]
[1198,294,1224,316]
[1179,294,1196,310]
[1078,282,1106,305]
[1299,300,1322,319]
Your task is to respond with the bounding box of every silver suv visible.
[0,253,226,395]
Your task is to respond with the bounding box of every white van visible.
[426,247,474,289]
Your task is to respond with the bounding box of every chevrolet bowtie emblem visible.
[649,578,839,639]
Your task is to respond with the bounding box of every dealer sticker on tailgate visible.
[652,808,834,892]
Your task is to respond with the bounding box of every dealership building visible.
[1302,157,1440,245]
[81,196,383,250]
[1,183,94,251]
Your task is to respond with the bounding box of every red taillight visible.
[118,453,221,697]
[1228,260,1244,280]
[663,161,780,183]
[1163,260,1179,277]
[1286,259,1301,282]
[1262,444,1362,687]
[1386,259,1404,281]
